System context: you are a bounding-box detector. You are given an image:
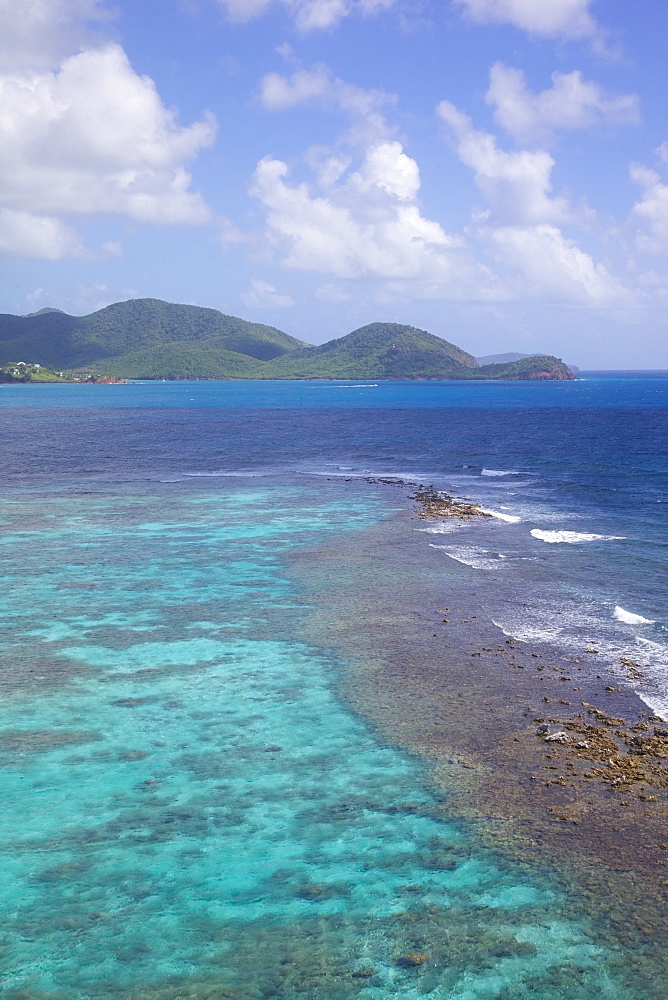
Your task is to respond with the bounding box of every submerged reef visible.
[287,480,668,996]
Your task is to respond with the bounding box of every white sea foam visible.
[631,640,668,720]
[491,600,668,721]
[614,606,656,625]
[480,508,522,523]
[417,522,460,534]
[298,467,438,483]
[183,471,266,477]
[323,384,379,388]
[530,529,626,544]
[299,469,368,478]
[636,693,668,722]
[481,469,514,477]
[431,544,507,570]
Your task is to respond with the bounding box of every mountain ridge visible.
[259,322,479,380]
[0,298,307,369]
[0,299,574,381]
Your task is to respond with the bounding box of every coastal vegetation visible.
[0,299,574,381]
[0,361,124,384]
[0,361,69,383]
[456,355,574,381]
[0,300,307,369]
[256,322,479,380]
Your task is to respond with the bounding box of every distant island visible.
[476,351,580,372]
[0,299,574,382]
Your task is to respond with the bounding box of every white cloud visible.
[485,224,630,305]
[291,0,349,30]
[486,63,640,145]
[438,100,570,224]
[219,0,397,31]
[221,0,273,22]
[250,141,466,281]
[0,208,83,259]
[349,142,420,200]
[242,279,295,308]
[250,135,633,309]
[437,98,634,307]
[0,43,216,257]
[630,162,668,256]
[260,64,391,117]
[454,0,598,39]
[0,0,217,259]
[308,151,353,189]
[259,63,394,145]
[261,66,335,110]
[0,0,110,71]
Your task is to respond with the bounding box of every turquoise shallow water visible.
[0,481,634,999]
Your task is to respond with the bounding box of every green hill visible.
[0,299,574,381]
[454,355,574,381]
[96,342,264,380]
[260,322,478,380]
[0,298,307,369]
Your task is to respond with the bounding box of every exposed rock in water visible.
[410,486,491,521]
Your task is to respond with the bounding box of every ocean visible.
[0,374,666,999]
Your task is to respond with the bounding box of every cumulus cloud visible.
[0,43,216,257]
[485,224,630,305]
[219,0,397,30]
[436,98,633,307]
[249,141,467,282]
[260,64,391,117]
[486,63,640,145]
[0,0,110,71]
[0,45,215,223]
[0,0,217,259]
[0,208,84,259]
[454,0,598,39]
[630,161,668,256]
[242,279,295,308]
[438,100,570,224]
[259,63,394,146]
[249,134,629,306]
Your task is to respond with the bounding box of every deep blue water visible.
[0,377,666,999]
[1,374,667,409]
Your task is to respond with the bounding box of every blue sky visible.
[1,0,666,366]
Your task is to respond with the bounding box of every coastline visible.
[286,479,668,989]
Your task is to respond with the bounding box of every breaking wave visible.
[614,606,656,625]
[530,529,626,544]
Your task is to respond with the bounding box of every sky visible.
[1,0,667,367]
